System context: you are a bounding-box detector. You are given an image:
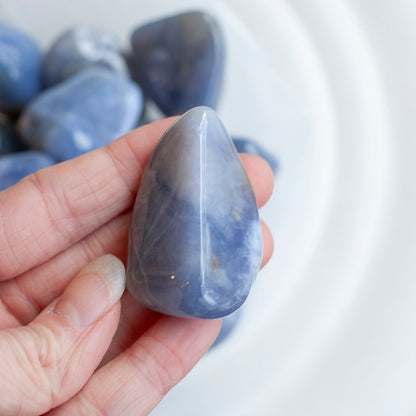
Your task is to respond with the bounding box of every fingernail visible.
[53,254,126,326]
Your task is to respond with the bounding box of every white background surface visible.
[1,0,415,414]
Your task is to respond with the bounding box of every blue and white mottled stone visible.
[0,23,42,112]
[0,151,55,191]
[18,67,143,161]
[233,137,279,175]
[127,106,262,319]
[130,11,225,116]
[42,26,129,87]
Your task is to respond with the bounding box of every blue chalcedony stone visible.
[233,137,279,175]
[212,308,243,348]
[127,107,262,319]
[0,23,42,112]
[130,11,225,116]
[0,150,55,191]
[18,67,143,161]
[0,115,26,155]
[42,26,129,87]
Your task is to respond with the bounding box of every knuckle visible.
[16,321,68,404]
[28,322,61,372]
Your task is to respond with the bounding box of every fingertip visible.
[261,220,274,268]
[240,154,274,208]
[53,254,125,327]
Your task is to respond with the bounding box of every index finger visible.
[0,118,175,280]
[0,119,273,281]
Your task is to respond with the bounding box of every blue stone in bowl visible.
[130,11,225,116]
[0,150,55,191]
[233,137,279,175]
[127,106,262,319]
[212,308,243,348]
[18,67,143,161]
[0,23,42,112]
[42,25,129,87]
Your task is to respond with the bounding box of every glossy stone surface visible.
[0,23,42,112]
[212,308,243,348]
[233,137,279,174]
[130,11,225,116]
[127,107,262,319]
[0,115,26,155]
[43,26,129,87]
[18,67,143,161]
[0,151,55,191]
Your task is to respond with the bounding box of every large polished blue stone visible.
[0,115,27,155]
[0,23,42,112]
[18,67,143,161]
[130,11,225,116]
[127,107,262,319]
[0,151,55,191]
[233,137,279,175]
[42,26,129,87]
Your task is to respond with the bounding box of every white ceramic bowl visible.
[1,1,415,414]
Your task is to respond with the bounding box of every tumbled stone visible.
[18,67,143,161]
[233,137,279,175]
[130,11,225,116]
[0,150,55,191]
[42,26,129,87]
[212,308,243,348]
[127,106,262,319]
[0,23,42,112]
[0,115,27,155]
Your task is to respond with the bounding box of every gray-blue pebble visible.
[127,106,262,319]
[42,25,129,87]
[212,308,243,348]
[130,11,225,116]
[0,23,41,111]
[233,137,279,175]
[18,67,143,161]
[0,151,55,191]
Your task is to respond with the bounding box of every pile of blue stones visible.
[0,11,278,345]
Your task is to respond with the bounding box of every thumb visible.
[0,254,125,416]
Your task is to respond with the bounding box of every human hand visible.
[0,118,274,416]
